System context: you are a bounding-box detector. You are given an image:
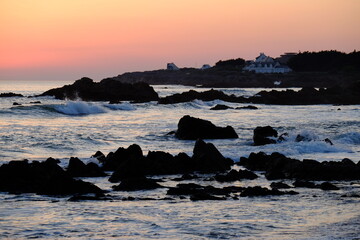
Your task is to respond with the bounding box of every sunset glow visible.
[1,0,359,80]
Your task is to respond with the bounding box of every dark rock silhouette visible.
[108,140,233,183]
[253,126,278,146]
[0,92,23,97]
[0,158,103,195]
[240,186,298,197]
[158,89,242,104]
[239,152,360,181]
[210,104,233,110]
[38,77,159,102]
[66,157,106,177]
[175,115,238,140]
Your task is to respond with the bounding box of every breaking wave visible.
[54,101,107,115]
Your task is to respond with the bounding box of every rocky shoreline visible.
[1,116,359,201]
[28,77,360,105]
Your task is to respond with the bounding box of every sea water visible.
[0,80,360,239]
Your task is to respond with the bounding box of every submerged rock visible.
[175,115,238,140]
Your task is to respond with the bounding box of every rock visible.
[239,152,360,181]
[190,192,225,201]
[318,182,339,191]
[240,186,298,197]
[270,182,292,189]
[253,126,278,146]
[66,157,106,177]
[12,102,22,106]
[30,101,41,104]
[175,115,238,140]
[192,139,234,172]
[158,89,244,104]
[103,144,144,171]
[0,158,103,195]
[92,151,106,163]
[236,105,258,110]
[112,176,164,191]
[37,77,159,102]
[293,180,317,188]
[0,92,23,97]
[210,104,233,110]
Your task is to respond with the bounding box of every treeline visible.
[287,50,360,72]
[214,58,245,70]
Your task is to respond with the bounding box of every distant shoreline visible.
[107,69,359,88]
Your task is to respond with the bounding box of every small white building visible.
[167,63,179,71]
[243,53,291,73]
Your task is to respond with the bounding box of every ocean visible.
[0,80,360,239]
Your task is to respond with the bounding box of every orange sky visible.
[1,0,359,80]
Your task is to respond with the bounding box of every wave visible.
[54,101,107,115]
[104,102,136,111]
[335,132,360,145]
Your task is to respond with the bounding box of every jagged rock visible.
[253,126,278,146]
[103,144,144,171]
[0,158,103,195]
[210,104,233,110]
[38,77,159,102]
[192,139,234,172]
[109,140,233,183]
[92,151,106,163]
[175,115,238,140]
[66,157,106,177]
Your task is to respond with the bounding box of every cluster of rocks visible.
[0,158,103,195]
[157,83,360,105]
[238,152,360,181]
[0,115,358,201]
[37,77,159,102]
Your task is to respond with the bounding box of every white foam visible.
[54,101,107,115]
[335,132,360,145]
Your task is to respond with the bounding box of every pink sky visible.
[1,0,359,80]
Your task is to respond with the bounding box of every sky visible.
[1,0,359,81]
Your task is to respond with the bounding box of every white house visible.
[167,63,179,70]
[243,53,292,73]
